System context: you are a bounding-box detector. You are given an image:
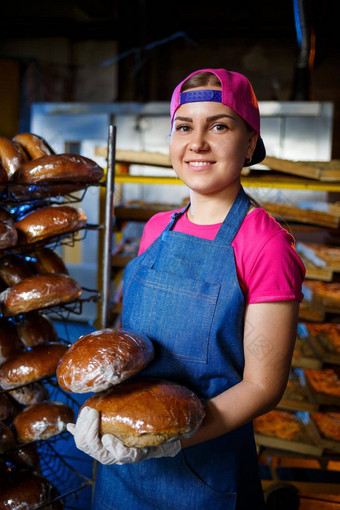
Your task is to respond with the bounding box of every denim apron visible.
[93,187,265,510]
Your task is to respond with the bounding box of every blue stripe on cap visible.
[179,89,222,105]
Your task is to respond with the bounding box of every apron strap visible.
[166,187,250,245]
[166,202,191,232]
[213,186,251,244]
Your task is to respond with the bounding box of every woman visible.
[68,68,305,509]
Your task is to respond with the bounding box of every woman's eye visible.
[175,124,191,132]
[212,123,228,131]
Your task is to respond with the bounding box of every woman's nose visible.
[188,130,210,152]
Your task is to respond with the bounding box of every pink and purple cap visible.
[170,68,266,166]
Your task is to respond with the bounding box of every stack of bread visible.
[0,313,72,508]
[0,132,104,200]
[57,328,205,448]
[0,133,101,507]
[0,247,82,317]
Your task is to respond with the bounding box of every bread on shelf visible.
[14,205,87,244]
[0,274,82,316]
[13,401,74,442]
[0,342,68,389]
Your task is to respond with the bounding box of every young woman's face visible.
[170,90,258,196]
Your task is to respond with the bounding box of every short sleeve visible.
[245,231,305,304]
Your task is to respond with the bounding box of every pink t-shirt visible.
[138,207,305,304]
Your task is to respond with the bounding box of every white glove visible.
[67,406,181,466]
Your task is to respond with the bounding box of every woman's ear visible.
[247,131,258,160]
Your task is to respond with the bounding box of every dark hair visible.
[181,72,221,91]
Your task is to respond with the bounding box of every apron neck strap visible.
[214,186,251,244]
[165,187,250,244]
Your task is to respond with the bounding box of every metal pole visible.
[100,117,116,329]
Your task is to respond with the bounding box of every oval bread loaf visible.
[13,132,55,159]
[16,312,58,347]
[0,273,82,316]
[0,221,18,250]
[13,400,74,442]
[57,328,154,393]
[82,378,205,447]
[13,153,103,184]
[33,247,68,275]
[0,342,68,389]
[14,205,87,243]
[0,469,54,509]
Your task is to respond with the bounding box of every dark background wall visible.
[1,0,339,156]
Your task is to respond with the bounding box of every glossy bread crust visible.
[57,328,154,393]
[83,378,205,447]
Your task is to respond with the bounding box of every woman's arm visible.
[181,300,299,448]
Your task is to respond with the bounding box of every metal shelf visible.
[115,173,340,192]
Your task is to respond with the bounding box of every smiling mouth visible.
[187,161,215,167]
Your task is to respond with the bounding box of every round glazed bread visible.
[0,318,24,364]
[5,443,41,470]
[9,381,50,406]
[0,135,28,179]
[16,312,58,347]
[0,273,82,316]
[0,254,35,286]
[14,205,87,243]
[13,153,104,184]
[0,342,68,389]
[0,469,54,509]
[13,400,74,442]
[33,247,68,275]
[57,328,154,393]
[0,220,18,250]
[13,132,55,160]
[82,378,205,447]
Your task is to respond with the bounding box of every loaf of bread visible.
[0,469,54,509]
[0,342,68,389]
[16,312,58,347]
[13,401,74,442]
[0,422,16,453]
[57,328,154,393]
[9,381,50,406]
[5,443,41,470]
[33,247,68,275]
[0,253,35,286]
[0,273,82,316]
[0,135,28,179]
[13,132,55,160]
[0,393,17,421]
[0,318,24,364]
[0,220,18,250]
[14,205,87,243]
[82,378,205,447]
[13,153,104,184]
[0,207,14,225]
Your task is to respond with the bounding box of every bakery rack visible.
[0,123,115,509]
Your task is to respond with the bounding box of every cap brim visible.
[245,137,266,166]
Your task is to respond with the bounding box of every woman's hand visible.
[67,406,181,465]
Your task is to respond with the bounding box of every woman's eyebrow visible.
[174,116,192,122]
[174,114,236,123]
[206,114,236,122]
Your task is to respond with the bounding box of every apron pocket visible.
[123,265,220,363]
